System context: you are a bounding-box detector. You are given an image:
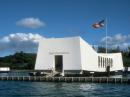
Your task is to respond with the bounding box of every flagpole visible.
[106,18,108,53]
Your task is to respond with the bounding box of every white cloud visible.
[16,17,45,28]
[0,33,44,56]
[100,33,130,49]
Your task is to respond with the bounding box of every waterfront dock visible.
[0,76,130,84]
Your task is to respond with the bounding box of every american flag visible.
[92,20,105,28]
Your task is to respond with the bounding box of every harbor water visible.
[0,81,130,97]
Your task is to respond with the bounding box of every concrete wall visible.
[98,53,123,71]
[35,37,82,71]
[79,37,98,72]
[79,37,123,72]
[35,36,124,73]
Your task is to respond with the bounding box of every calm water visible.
[0,81,130,97]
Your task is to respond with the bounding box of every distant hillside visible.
[0,51,36,70]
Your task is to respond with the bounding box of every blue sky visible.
[0,0,130,56]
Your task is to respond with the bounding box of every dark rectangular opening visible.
[55,55,63,72]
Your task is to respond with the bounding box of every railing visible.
[0,76,129,84]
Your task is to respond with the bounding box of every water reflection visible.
[0,82,129,97]
[80,83,97,92]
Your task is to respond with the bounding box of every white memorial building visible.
[35,36,123,76]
